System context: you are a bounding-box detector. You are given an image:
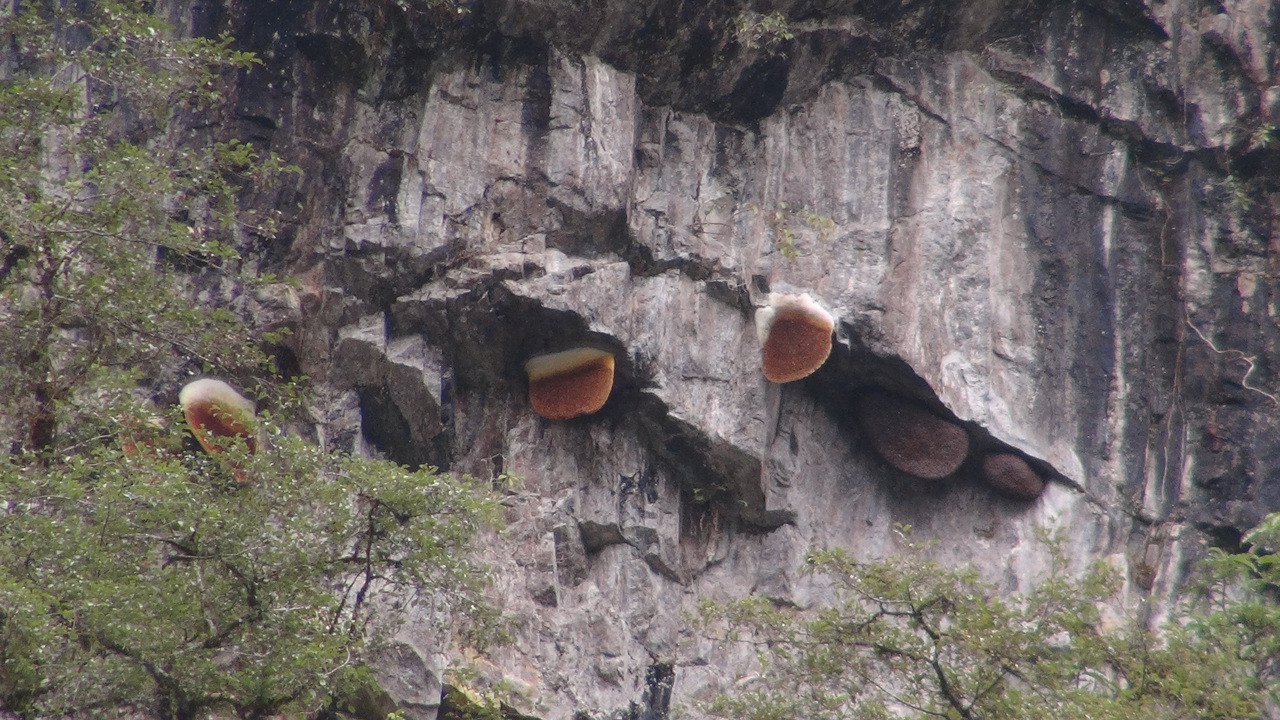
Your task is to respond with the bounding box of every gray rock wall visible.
[205,0,1280,716]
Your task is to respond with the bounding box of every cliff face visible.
[196,0,1280,716]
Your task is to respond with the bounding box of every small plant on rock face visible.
[1248,122,1276,151]
[753,202,835,260]
[770,203,801,260]
[1221,174,1256,213]
[731,11,794,56]
[797,207,837,241]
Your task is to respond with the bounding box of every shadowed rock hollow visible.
[188,0,1280,716]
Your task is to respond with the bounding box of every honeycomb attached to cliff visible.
[981,452,1045,500]
[853,388,970,479]
[525,348,615,420]
[755,293,835,383]
[179,379,257,479]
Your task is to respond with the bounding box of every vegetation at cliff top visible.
[0,2,498,718]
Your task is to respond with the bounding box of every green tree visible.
[697,525,1280,720]
[0,2,498,718]
[0,0,272,455]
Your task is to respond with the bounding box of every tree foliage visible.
[0,3,499,718]
[698,526,1280,720]
[0,0,277,455]
[0,432,500,719]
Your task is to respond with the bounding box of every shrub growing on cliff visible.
[0,2,498,718]
[698,525,1280,720]
[0,429,500,719]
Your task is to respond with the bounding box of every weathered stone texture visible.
[203,0,1280,716]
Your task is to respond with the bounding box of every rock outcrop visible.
[193,0,1280,716]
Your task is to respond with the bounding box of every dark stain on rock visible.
[522,62,553,132]
[295,31,370,90]
[545,205,631,258]
[553,523,589,587]
[335,337,450,471]
[368,156,403,224]
[475,29,549,85]
[711,55,790,123]
[635,662,675,720]
[356,384,431,470]
[1196,522,1246,555]
[620,467,661,505]
[680,22,718,75]
[189,1,228,39]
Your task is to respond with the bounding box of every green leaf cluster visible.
[750,201,835,261]
[698,526,1280,720]
[731,11,794,56]
[0,431,499,720]
[0,0,284,457]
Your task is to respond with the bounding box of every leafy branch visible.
[731,11,794,56]
[696,525,1279,720]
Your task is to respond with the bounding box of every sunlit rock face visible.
[852,388,970,480]
[178,379,257,464]
[755,293,834,383]
[981,452,1046,501]
[525,348,615,420]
